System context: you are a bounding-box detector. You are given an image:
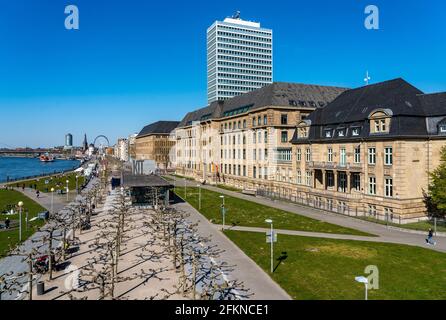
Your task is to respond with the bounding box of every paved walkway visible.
[169,176,446,254]
[0,179,98,300]
[174,201,292,300]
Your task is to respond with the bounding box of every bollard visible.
[37,281,45,296]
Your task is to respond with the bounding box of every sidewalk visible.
[174,201,292,300]
[0,179,98,300]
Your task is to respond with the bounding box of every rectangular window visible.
[440,125,446,133]
[368,176,376,195]
[243,149,246,160]
[281,131,288,143]
[326,171,334,187]
[263,115,268,125]
[352,173,361,191]
[296,171,302,184]
[253,166,257,178]
[384,147,393,165]
[385,177,393,197]
[328,148,333,162]
[305,171,312,186]
[243,165,246,176]
[264,131,268,143]
[253,132,256,144]
[340,148,346,166]
[296,148,301,161]
[264,148,268,160]
[338,172,347,192]
[305,148,311,162]
[354,146,361,163]
[253,149,256,160]
[281,114,288,125]
[368,147,376,165]
[352,127,360,136]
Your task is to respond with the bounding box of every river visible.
[0,157,81,183]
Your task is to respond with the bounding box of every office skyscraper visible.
[207,12,273,104]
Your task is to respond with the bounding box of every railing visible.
[307,161,363,171]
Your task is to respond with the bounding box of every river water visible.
[0,157,80,183]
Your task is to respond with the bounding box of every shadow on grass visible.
[273,252,288,273]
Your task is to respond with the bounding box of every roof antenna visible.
[364,70,371,85]
[233,11,241,19]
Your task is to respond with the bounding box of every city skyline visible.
[1,0,445,148]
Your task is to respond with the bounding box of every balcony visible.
[307,161,363,171]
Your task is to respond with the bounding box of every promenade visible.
[0,178,97,300]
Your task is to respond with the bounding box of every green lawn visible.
[7,172,85,193]
[0,190,46,257]
[175,187,372,236]
[225,230,446,300]
[357,216,446,233]
[216,184,242,193]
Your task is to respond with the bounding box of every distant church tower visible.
[83,134,88,151]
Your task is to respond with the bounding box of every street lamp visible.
[66,179,69,202]
[265,218,274,273]
[197,184,201,210]
[50,187,55,217]
[18,201,23,242]
[355,276,369,300]
[184,178,187,199]
[219,195,225,230]
[75,175,79,194]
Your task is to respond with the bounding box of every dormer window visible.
[351,127,361,136]
[324,129,332,138]
[369,109,392,134]
[337,128,346,137]
[440,124,446,134]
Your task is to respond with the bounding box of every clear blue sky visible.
[0,0,445,148]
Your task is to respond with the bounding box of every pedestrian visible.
[36,190,40,198]
[5,217,10,229]
[426,228,436,245]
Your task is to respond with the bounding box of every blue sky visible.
[0,0,445,148]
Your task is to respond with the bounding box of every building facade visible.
[207,13,273,104]
[135,121,180,170]
[175,78,446,222]
[175,82,347,189]
[114,138,129,162]
[291,78,446,222]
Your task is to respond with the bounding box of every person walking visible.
[5,217,10,229]
[426,228,436,245]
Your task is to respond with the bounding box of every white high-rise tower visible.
[207,12,273,104]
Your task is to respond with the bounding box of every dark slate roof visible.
[220,82,348,114]
[291,78,446,143]
[178,102,223,127]
[177,82,348,128]
[418,92,446,116]
[137,121,180,138]
[122,173,173,188]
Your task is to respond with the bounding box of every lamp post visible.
[197,184,201,210]
[75,175,79,194]
[265,218,274,273]
[184,178,187,199]
[66,179,69,202]
[220,195,225,230]
[50,187,55,217]
[355,276,369,300]
[18,201,23,242]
